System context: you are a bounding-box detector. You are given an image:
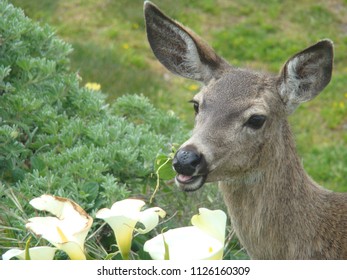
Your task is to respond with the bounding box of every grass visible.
[6,0,347,259]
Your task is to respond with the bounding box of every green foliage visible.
[0,0,187,257]
[213,22,300,70]
[303,145,347,193]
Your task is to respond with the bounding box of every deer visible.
[144,1,347,259]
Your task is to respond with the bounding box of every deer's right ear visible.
[144,1,229,84]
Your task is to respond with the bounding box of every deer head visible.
[144,1,333,192]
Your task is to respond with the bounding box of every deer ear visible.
[278,40,333,114]
[144,1,229,84]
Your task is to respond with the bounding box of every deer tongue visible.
[177,174,193,182]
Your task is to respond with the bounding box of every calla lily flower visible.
[2,246,57,260]
[96,199,166,260]
[143,208,227,260]
[25,194,93,260]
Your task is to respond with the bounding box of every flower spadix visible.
[2,246,57,260]
[96,199,166,259]
[26,194,93,260]
[144,208,226,260]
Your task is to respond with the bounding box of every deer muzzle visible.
[172,145,208,192]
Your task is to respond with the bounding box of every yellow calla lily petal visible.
[191,208,227,243]
[58,241,86,260]
[2,246,57,260]
[56,226,69,243]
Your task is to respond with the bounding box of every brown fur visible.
[144,1,347,259]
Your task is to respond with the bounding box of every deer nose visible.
[172,147,203,176]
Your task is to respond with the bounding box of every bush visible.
[0,0,187,257]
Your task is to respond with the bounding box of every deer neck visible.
[219,121,320,258]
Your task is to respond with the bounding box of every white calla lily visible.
[2,246,57,260]
[144,208,227,260]
[25,194,93,260]
[191,208,226,242]
[96,198,166,260]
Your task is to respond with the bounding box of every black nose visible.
[172,146,203,176]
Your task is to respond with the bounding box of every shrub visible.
[0,0,187,257]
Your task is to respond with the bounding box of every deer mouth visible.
[175,174,207,192]
[172,145,209,192]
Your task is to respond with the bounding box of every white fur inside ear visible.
[172,24,213,81]
[279,53,323,114]
[279,56,301,113]
[157,18,212,82]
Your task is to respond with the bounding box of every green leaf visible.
[81,182,99,202]
[150,151,177,203]
[162,228,170,260]
[30,156,46,171]
[25,236,32,260]
[11,168,26,182]
[154,154,175,180]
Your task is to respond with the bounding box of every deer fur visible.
[144,1,347,259]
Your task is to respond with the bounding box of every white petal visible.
[110,199,145,216]
[95,199,165,259]
[27,195,93,249]
[30,194,91,223]
[137,207,166,234]
[144,227,223,260]
[96,200,141,259]
[2,247,57,260]
[27,247,58,260]
[96,213,137,258]
[26,217,65,244]
[2,248,25,260]
[191,208,227,243]
[95,208,114,220]
[29,194,63,216]
[96,199,145,222]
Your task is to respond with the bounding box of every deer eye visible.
[189,100,199,115]
[245,115,266,129]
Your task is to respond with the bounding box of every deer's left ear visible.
[278,40,333,114]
